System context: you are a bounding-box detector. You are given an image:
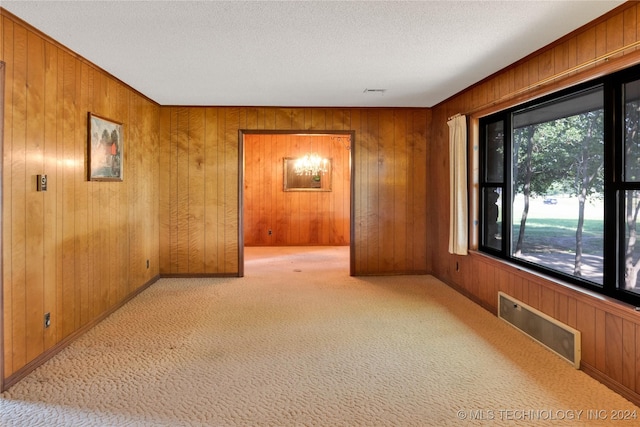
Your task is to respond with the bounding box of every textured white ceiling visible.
[1,1,626,107]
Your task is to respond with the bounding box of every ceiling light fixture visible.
[294,138,329,177]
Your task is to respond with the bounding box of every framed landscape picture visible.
[88,113,123,181]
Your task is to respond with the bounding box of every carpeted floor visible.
[1,246,638,426]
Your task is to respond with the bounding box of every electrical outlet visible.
[44,312,51,329]
[268,229,272,236]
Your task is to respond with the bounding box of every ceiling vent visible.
[363,88,387,95]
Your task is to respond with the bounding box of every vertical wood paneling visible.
[576,300,596,367]
[623,6,637,52]
[392,110,407,271]
[0,14,4,61]
[42,40,58,351]
[432,2,640,404]
[2,11,160,381]
[495,269,509,307]
[410,110,428,271]
[11,22,28,371]
[528,279,540,309]
[115,84,130,303]
[243,134,350,247]
[566,297,577,329]
[2,15,15,377]
[540,286,554,316]
[216,108,227,271]
[76,63,90,326]
[158,107,171,273]
[353,110,365,273]
[577,27,596,67]
[53,42,65,341]
[127,92,157,297]
[275,108,292,130]
[60,53,77,337]
[365,110,380,272]
[538,50,554,81]
[0,32,4,393]
[553,42,569,76]
[636,324,640,394]
[622,319,636,392]
[25,30,45,362]
[188,108,205,273]
[274,135,285,245]
[378,111,394,272]
[203,108,219,273]
[159,106,428,275]
[168,107,179,273]
[176,107,189,274]
[595,21,608,59]
[90,73,103,319]
[605,313,623,384]
[127,93,141,290]
[606,13,624,58]
[225,109,240,272]
[265,135,276,243]
[554,293,568,325]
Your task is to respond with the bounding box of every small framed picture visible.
[88,113,123,181]
[283,157,332,191]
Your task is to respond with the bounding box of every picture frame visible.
[88,113,123,181]
[283,157,332,192]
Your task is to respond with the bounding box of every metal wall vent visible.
[498,292,581,368]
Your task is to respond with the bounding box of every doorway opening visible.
[238,131,354,276]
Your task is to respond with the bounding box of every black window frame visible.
[478,63,640,307]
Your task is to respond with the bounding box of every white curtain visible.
[447,115,468,255]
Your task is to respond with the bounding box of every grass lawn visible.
[511,195,604,254]
[513,218,603,255]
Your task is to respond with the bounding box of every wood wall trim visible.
[238,130,244,277]
[159,274,239,279]
[3,274,160,392]
[470,252,640,324]
[470,47,640,120]
[581,362,640,410]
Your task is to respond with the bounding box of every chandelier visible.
[294,138,329,176]
[294,153,328,176]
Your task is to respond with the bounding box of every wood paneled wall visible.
[1,11,160,384]
[244,134,350,246]
[159,108,430,276]
[430,2,640,406]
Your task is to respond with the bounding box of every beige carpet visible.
[1,246,638,426]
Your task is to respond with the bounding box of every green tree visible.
[513,111,604,278]
[565,112,604,276]
[513,123,573,256]
[625,99,640,290]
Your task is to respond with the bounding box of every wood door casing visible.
[243,133,350,247]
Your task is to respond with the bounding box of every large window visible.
[479,64,640,305]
